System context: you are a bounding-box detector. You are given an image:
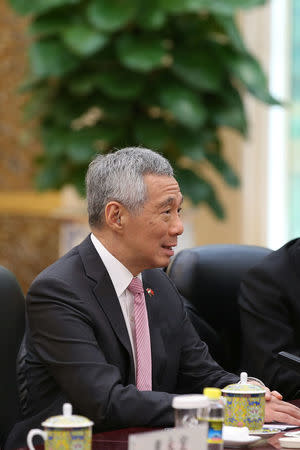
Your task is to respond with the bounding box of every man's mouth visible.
[162,244,176,255]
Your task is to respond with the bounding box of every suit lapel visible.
[142,270,167,389]
[78,236,167,388]
[78,235,135,376]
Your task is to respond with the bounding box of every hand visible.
[248,381,300,424]
[264,387,282,401]
[247,380,283,400]
[265,394,300,425]
[248,380,283,400]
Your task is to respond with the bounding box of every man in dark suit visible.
[6,148,300,449]
[239,238,300,400]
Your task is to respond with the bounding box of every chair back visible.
[167,244,272,374]
[0,266,25,446]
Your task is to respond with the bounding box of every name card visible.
[129,426,208,450]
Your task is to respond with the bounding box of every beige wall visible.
[193,3,272,248]
[192,130,243,246]
[241,3,271,247]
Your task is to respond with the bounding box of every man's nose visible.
[170,215,184,236]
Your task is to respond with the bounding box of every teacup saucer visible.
[249,427,282,437]
[224,436,261,447]
[249,427,283,437]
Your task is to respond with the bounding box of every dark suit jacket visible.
[239,238,300,400]
[6,235,237,449]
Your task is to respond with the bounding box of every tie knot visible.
[128,277,143,296]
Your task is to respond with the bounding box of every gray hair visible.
[86,146,174,228]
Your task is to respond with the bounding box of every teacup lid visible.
[42,403,94,428]
[172,394,209,409]
[222,372,266,394]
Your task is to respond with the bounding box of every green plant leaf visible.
[41,125,68,158]
[231,53,279,105]
[175,167,211,203]
[29,12,75,37]
[58,89,133,122]
[209,84,248,135]
[136,2,166,30]
[175,166,225,218]
[41,124,124,165]
[160,0,266,15]
[214,15,245,51]
[96,69,145,99]
[69,167,87,196]
[206,152,240,187]
[159,0,200,13]
[35,164,65,190]
[158,82,206,130]
[8,0,80,16]
[65,129,102,163]
[10,0,273,219]
[134,119,170,149]
[48,93,131,128]
[86,0,139,32]
[65,125,125,162]
[68,73,100,96]
[29,39,79,78]
[207,194,226,218]
[173,129,206,161]
[62,25,108,56]
[172,48,223,91]
[18,77,45,93]
[212,103,247,135]
[238,0,267,7]
[99,100,133,122]
[116,35,167,72]
[44,96,85,126]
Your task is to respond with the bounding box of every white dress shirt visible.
[90,233,140,372]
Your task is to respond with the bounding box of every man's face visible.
[121,174,184,275]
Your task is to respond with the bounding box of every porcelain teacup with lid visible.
[27,403,94,450]
[222,372,266,430]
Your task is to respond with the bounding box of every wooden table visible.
[20,399,300,449]
[92,428,153,450]
[18,426,298,449]
[90,426,291,450]
[90,400,300,450]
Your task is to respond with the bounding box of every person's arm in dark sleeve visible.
[239,264,300,400]
[175,296,239,393]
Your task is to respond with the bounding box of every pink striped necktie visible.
[128,277,152,391]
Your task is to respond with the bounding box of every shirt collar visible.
[90,233,142,297]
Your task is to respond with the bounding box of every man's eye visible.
[178,208,182,215]
[164,210,171,214]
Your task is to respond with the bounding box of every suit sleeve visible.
[27,276,175,430]
[174,297,238,392]
[239,262,300,399]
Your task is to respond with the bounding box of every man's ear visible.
[105,201,124,230]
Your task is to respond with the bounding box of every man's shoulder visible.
[275,238,300,256]
[244,238,300,283]
[260,238,300,269]
[31,235,91,286]
[142,268,171,284]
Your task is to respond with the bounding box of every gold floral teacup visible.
[222,372,266,430]
[27,403,93,450]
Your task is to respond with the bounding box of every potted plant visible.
[8,0,276,218]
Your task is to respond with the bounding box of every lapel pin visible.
[146,288,154,297]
